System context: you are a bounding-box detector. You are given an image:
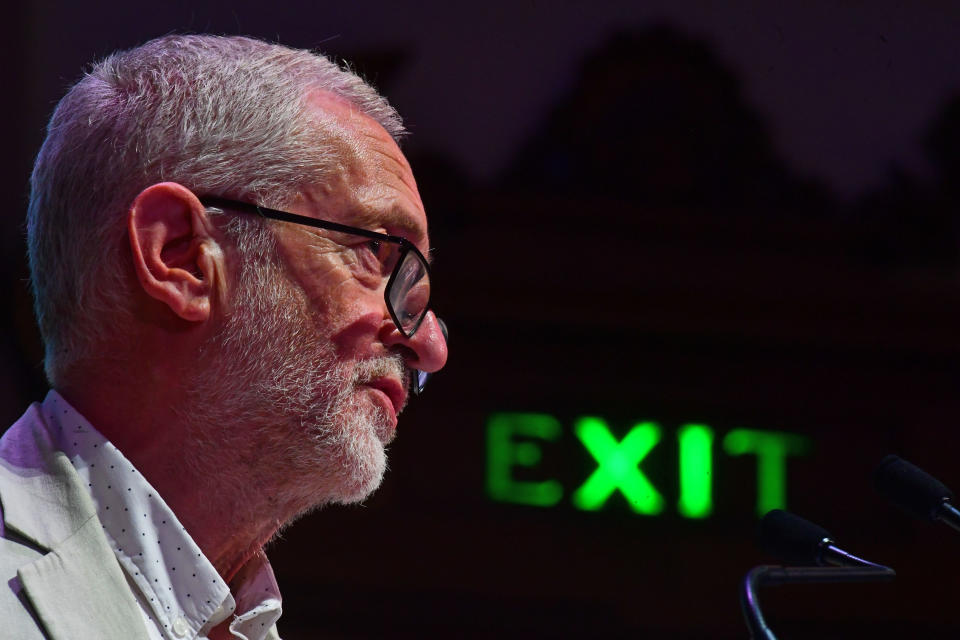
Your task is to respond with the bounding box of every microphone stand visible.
[740,564,896,640]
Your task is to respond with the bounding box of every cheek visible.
[279,243,387,358]
[324,292,388,359]
[284,254,354,328]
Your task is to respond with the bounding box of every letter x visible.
[572,417,664,514]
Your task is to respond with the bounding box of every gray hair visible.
[27,34,404,385]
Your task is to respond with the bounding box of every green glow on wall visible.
[485,413,812,519]
[677,424,714,519]
[486,413,563,507]
[722,429,811,516]
[571,417,664,514]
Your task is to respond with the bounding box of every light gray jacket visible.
[0,403,151,639]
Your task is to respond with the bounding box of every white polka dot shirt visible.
[41,391,283,640]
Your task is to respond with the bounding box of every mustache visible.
[352,354,407,387]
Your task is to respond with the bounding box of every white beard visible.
[177,239,405,529]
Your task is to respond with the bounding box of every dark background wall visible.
[7,2,960,637]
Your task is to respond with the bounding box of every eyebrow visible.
[348,205,428,248]
[319,206,435,265]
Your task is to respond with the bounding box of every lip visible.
[364,376,407,422]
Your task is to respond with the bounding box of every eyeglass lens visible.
[388,249,430,336]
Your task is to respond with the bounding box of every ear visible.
[127,182,224,322]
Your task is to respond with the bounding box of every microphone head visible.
[874,454,954,521]
[758,509,831,565]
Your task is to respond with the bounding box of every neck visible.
[57,366,293,582]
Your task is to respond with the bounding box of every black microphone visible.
[759,509,888,569]
[873,454,960,533]
[741,510,895,639]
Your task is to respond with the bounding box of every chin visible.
[331,441,387,504]
[321,402,391,505]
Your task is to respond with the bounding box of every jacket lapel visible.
[18,514,151,640]
[0,404,150,640]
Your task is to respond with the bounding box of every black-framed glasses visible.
[200,196,432,338]
[200,196,445,395]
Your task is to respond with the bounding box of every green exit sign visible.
[486,413,811,518]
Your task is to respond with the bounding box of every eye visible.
[352,238,394,276]
[364,239,391,266]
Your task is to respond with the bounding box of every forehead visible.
[302,91,428,248]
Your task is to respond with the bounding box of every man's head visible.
[28,34,404,384]
[27,35,448,516]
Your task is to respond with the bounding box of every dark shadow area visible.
[501,28,836,219]
[847,93,960,269]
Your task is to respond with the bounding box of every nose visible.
[381,310,448,372]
